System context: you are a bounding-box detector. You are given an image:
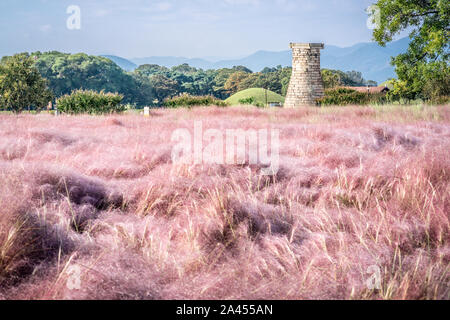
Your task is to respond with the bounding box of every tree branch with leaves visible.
[370,0,449,101]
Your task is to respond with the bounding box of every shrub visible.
[368,93,389,105]
[163,94,228,108]
[238,97,255,105]
[429,96,450,105]
[237,96,265,107]
[317,88,371,106]
[56,90,125,115]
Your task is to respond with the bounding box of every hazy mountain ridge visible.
[101,55,137,72]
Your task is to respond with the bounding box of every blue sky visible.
[0,0,381,59]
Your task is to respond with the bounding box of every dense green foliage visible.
[371,0,449,102]
[318,88,389,106]
[0,53,53,113]
[87,59,375,105]
[56,89,124,114]
[33,52,147,105]
[134,64,259,102]
[238,97,257,105]
[163,94,228,108]
[317,88,376,106]
[222,65,292,96]
[225,88,285,107]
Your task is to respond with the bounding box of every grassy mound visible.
[225,88,285,106]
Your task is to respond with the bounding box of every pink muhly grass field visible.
[0,105,449,300]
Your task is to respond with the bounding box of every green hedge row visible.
[317,88,389,106]
[56,89,125,114]
[163,94,228,108]
[317,88,369,106]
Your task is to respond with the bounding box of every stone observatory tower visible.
[284,43,325,107]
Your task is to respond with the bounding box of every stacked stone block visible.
[284,43,325,107]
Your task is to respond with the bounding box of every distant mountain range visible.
[103,37,410,83]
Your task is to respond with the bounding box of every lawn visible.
[0,105,449,299]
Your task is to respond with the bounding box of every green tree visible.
[238,73,260,91]
[212,68,235,99]
[34,52,146,105]
[0,53,53,113]
[231,65,253,73]
[134,64,170,78]
[371,0,449,100]
[321,69,341,89]
[224,71,251,95]
[150,74,179,102]
[279,67,292,96]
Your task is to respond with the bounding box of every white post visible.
[144,107,150,117]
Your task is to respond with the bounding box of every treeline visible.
[33,52,146,105]
[28,51,376,107]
